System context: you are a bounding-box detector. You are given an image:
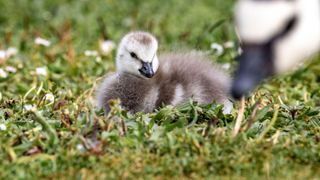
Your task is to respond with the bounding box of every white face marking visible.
[235,0,296,43]
[274,0,320,73]
[116,32,159,78]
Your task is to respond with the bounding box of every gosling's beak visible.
[139,62,154,78]
[231,44,274,99]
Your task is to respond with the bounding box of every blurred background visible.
[0,0,236,48]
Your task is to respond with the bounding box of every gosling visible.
[96,31,233,114]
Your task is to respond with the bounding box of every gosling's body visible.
[155,53,232,111]
[97,72,156,113]
[96,32,232,114]
[97,53,232,114]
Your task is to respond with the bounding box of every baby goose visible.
[96,31,233,114]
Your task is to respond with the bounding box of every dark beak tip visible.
[231,75,257,99]
[139,69,154,78]
[231,89,244,100]
[139,62,154,78]
[231,84,248,100]
[145,73,154,78]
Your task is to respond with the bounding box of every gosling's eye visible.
[130,52,138,59]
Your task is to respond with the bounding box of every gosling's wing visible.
[158,52,233,113]
[97,73,157,114]
[96,73,120,113]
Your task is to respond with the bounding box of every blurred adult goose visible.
[232,0,320,99]
[96,31,233,114]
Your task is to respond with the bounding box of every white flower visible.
[35,37,51,47]
[24,104,36,111]
[222,63,231,70]
[18,63,23,69]
[224,41,235,48]
[0,50,6,59]
[76,144,85,152]
[44,93,55,103]
[210,43,224,56]
[6,47,18,57]
[100,40,116,55]
[5,66,17,73]
[95,56,102,63]
[0,47,17,60]
[0,123,6,131]
[84,50,98,57]
[35,67,47,76]
[0,68,8,78]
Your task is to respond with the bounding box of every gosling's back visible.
[154,53,232,111]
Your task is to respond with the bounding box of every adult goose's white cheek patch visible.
[273,0,320,73]
[235,1,295,43]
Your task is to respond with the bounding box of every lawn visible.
[0,0,319,179]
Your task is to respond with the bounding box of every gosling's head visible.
[116,31,159,78]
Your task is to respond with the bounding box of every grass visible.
[0,0,319,179]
